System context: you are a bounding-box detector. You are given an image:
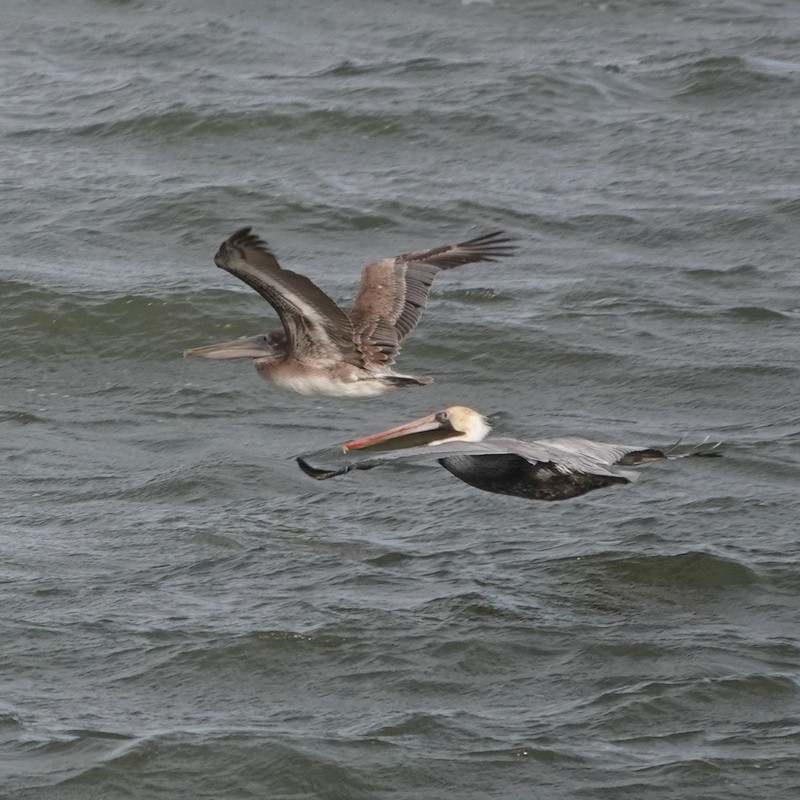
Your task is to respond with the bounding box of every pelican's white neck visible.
[430,408,492,444]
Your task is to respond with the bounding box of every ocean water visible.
[2,0,800,797]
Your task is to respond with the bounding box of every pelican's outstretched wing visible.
[348,231,515,366]
[296,436,721,501]
[298,438,641,480]
[214,228,362,366]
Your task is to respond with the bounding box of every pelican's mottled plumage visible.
[186,229,514,397]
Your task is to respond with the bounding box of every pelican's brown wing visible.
[214,228,362,366]
[348,231,515,366]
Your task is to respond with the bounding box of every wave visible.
[674,55,800,99]
[33,730,373,799]
[558,549,758,588]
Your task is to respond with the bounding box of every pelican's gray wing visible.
[296,436,721,501]
[348,231,515,366]
[214,228,362,366]
[298,438,645,481]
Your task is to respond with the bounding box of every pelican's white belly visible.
[270,371,391,398]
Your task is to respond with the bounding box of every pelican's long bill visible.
[343,406,492,452]
[184,335,274,360]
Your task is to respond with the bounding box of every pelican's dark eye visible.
[435,410,449,424]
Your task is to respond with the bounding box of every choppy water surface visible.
[2,0,800,797]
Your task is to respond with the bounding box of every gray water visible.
[3,0,800,797]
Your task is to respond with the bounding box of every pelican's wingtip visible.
[664,438,724,459]
[296,456,335,480]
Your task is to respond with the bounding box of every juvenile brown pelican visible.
[297,406,721,501]
[186,228,514,397]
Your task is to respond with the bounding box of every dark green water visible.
[2,0,800,797]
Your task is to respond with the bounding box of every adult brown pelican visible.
[297,406,721,501]
[186,228,514,397]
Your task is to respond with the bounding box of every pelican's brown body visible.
[186,228,515,398]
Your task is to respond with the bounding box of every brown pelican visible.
[297,406,721,501]
[185,228,514,398]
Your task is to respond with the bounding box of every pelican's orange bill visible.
[343,411,450,453]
